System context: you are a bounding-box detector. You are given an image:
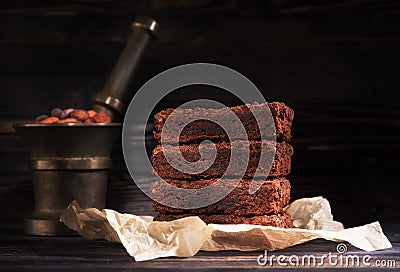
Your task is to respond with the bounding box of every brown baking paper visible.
[60,197,392,261]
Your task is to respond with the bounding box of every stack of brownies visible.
[151,102,295,228]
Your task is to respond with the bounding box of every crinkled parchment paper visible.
[60,197,392,261]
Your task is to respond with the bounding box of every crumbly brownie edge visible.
[151,177,291,216]
[153,102,294,143]
[154,212,295,228]
[151,141,293,179]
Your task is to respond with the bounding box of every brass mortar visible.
[14,123,121,235]
[14,17,158,235]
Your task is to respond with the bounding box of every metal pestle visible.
[92,17,159,120]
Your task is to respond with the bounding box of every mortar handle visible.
[91,17,159,121]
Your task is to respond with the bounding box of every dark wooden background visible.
[1,0,399,226]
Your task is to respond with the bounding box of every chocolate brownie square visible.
[152,177,291,216]
[154,212,294,228]
[152,141,293,180]
[153,102,294,143]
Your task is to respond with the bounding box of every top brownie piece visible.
[153,102,294,143]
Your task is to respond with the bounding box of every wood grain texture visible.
[0,0,399,225]
[0,222,398,270]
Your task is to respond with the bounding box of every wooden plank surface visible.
[0,222,398,271]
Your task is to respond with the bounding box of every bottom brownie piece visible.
[154,212,294,228]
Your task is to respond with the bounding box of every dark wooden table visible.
[1,221,398,271]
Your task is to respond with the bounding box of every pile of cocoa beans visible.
[35,108,111,124]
